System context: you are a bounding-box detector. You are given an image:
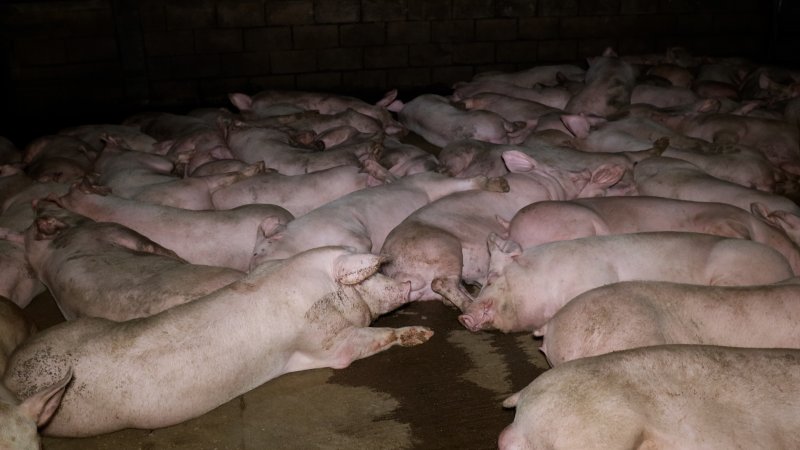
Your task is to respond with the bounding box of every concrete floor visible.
[24,290,549,450]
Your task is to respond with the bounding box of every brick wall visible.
[0,0,777,144]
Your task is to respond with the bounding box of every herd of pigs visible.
[2,46,800,448]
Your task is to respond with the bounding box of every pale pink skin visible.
[25,202,245,321]
[504,196,800,274]
[455,92,557,131]
[0,236,45,309]
[646,63,694,88]
[472,64,585,88]
[250,172,509,267]
[662,144,782,192]
[190,159,250,176]
[4,247,430,437]
[56,185,293,272]
[211,164,377,216]
[631,84,699,108]
[439,139,639,197]
[0,181,70,233]
[539,280,800,367]
[59,124,157,154]
[22,135,97,183]
[564,49,637,117]
[379,168,600,308]
[379,138,440,177]
[459,232,794,333]
[226,122,375,176]
[0,167,34,208]
[229,89,406,136]
[0,372,70,450]
[396,94,527,148]
[634,156,800,216]
[451,80,571,110]
[499,346,800,450]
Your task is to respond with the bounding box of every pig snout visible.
[458,299,493,332]
[498,425,531,450]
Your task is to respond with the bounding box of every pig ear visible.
[502,150,537,173]
[487,232,522,258]
[19,368,72,427]
[228,93,253,112]
[334,253,388,285]
[259,217,286,238]
[561,114,590,139]
[502,391,521,409]
[375,89,398,108]
[589,163,625,188]
[495,215,511,235]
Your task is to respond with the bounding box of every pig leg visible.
[431,277,474,310]
[201,162,265,191]
[327,326,434,369]
[287,325,433,371]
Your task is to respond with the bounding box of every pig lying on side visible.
[26,201,244,321]
[459,232,794,333]
[0,295,69,450]
[4,247,431,437]
[499,345,800,450]
[501,196,800,274]
[539,280,800,366]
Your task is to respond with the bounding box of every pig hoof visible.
[485,177,510,193]
[397,326,433,346]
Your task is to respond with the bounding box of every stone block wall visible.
[0,0,780,143]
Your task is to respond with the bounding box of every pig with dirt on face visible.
[459,232,794,333]
[498,345,800,450]
[538,280,800,367]
[3,247,430,437]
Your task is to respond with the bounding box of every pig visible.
[211,163,390,216]
[59,124,157,154]
[3,247,431,437]
[225,120,377,176]
[250,172,509,267]
[451,80,572,110]
[564,48,637,117]
[634,156,800,216]
[55,181,294,272]
[472,64,586,88]
[379,137,440,177]
[0,231,45,308]
[438,139,647,196]
[459,232,794,333]
[190,158,251,176]
[22,135,97,183]
[379,150,623,309]
[662,144,783,192]
[228,89,406,136]
[501,196,800,274]
[0,180,70,232]
[392,94,527,148]
[645,63,694,88]
[93,141,266,210]
[0,165,34,208]
[25,200,245,321]
[630,83,699,108]
[454,92,559,135]
[0,295,63,450]
[0,371,71,450]
[538,280,800,367]
[498,345,800,450]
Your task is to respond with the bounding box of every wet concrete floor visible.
[24,290,549,450]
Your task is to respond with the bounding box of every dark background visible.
[1,0,798,147]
